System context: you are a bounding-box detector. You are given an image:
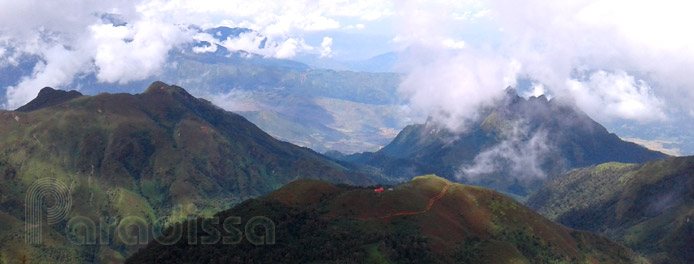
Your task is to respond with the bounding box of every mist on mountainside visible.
[2,1,694,264]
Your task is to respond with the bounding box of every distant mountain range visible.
[0,82,388,263]
[338,88,667,197]
[3,25,694,156]
[527,156,694,264]
[0,26,418,154]
[127,175,643,263]
[1,25,690,264]
[294,51,399,73]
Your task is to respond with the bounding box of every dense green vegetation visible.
[127,175,644,263]
[527,156,694,263]
[0,82,387,263]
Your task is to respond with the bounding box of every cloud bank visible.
[0,0,394,109]
[394,0,694,128]
[390,0,694,178]
[3,0,694,131]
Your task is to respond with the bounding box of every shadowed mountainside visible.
[127,175,645,264]
[527,156,694,264]
[0,81,387,263]
[15,87,83,112]
[340,89,667,197]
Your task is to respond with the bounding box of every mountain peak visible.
[502,86,522,105]
[128,174,641,263]
[144,80,200,99]
[355,85,667,197]
[504,86,517,95]
[15,87,83,112]
[38,86,57,94]
[144,81,186,95]
[528,94,549,103]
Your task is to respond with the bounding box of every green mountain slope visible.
[342,89,667,197]
[64,47,415,154]
[127,175,644,264]
[527,157,694,263]
[0,82,384,263]
[3,28,415,155]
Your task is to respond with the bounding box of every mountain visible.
[15,87,83,112]
[127,175,644,263]
[0,82,387,263]
[294,52,400,73]
[2,27,416,154]
[340,88,667,197]
[527,156,694,264]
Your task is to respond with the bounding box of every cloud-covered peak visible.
[393,0,694,129]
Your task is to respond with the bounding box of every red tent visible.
[374,187,384,192]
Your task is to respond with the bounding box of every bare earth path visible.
[353,183,452,220]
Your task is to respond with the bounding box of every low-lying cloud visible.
[398,47,519,132]
[458,123,553,181]
[394,0,694,129]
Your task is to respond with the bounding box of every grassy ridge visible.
[0,82,383,263]
[127,175,644,263]
[527,156,694,263]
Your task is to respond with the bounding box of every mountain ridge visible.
[0,81,387,263]
[339,89,667,197]
[14,87,83,112]
[127,175,644,263]
[527,156,694,263]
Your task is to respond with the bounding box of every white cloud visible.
[452,9,490,21]
[192,44,218,54]
[191,32,219,54]
[219,31,267,54]
[91,21,192,84]
[6,0,691,125]
[191,30,313,59]
[566,70,666,123]
[6,44,92,109]
[488,0,694,120]
[0,0,394,108]
[522,83,547,99]
[4,18,193,109]
[459,124,552,181]
[274,38,302,59]
[300,13,340,31]
[393,0,694,126]
[319,37,334,58]
[442,38,465,49]
[344,23,366,30]
[398,47,520,131]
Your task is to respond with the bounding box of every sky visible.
[2,0,694,154]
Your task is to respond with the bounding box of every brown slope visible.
[127,175,645,264]
[0,81,381,263]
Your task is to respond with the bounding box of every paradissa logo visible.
[25,177,275,246]
[66,215,275,246]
